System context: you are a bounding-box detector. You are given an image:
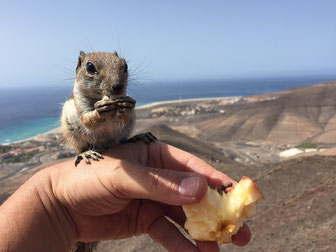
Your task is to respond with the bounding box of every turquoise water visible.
[0,117,61,144]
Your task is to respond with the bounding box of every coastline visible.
[3,75,336,146]
[136,96,241,110]
[1,96,240,145]
[0,117,61,145]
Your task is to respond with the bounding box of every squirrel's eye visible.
[124,63,128,73]
[86,62,98,74]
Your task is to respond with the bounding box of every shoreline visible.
[0,117,61,145]
[1,126,61,146]
[1,96,240,145]
[136,96,241,109]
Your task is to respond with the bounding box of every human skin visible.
[0,141,251,252]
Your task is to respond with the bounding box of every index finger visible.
[147,142,237,189]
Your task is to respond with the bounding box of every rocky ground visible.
[1,82,336,251]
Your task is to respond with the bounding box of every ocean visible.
[1,75,335,144]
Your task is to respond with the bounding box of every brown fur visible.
[61,51,134,153]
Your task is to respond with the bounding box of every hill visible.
[189,82,336,144]
[138,124,237,164]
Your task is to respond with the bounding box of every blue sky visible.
[0,0,335,87]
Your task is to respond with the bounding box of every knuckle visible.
[149,171,161,190]
[149,170,176,193]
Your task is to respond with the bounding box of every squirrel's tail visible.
[71,241,98,252]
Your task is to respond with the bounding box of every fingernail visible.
[179,177,200,197]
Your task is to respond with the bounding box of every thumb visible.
[111,161,208,205]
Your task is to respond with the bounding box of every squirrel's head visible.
[75,51,128,99]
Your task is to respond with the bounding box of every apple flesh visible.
[183,176,264,243]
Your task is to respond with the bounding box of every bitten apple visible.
[183,176,263,243]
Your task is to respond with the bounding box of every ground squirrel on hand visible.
[61,51,156,167]
[61,51,156,252]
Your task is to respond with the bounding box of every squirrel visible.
[61,51,156,252]
[61,51,156,165]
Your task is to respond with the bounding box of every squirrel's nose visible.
[113,83,123,91]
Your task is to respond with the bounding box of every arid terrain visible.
[1,82,336,251]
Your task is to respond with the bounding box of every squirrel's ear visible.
[76,51,86,71]
[112,51,119,57]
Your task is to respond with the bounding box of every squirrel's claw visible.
[116,96,136,109]
[75,150,104,166]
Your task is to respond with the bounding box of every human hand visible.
[46,141,251,251]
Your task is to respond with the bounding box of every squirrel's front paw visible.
[75,150,104,166]
[94,100,118,114]
[115,96,136,110]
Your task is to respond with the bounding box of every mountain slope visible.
[138,124,237,164]
[195,82,336,144]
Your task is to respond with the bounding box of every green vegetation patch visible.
[296,142,317,149]
[0,151,37,164]
[0,145,12,153]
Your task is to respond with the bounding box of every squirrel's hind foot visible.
[126,132,157,144]
[75,150,104,166]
